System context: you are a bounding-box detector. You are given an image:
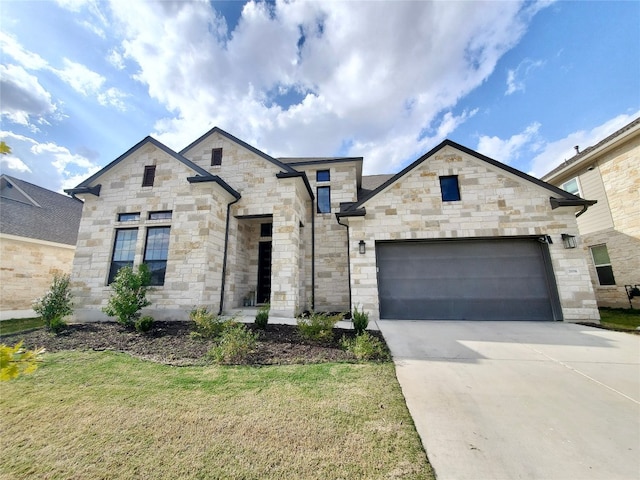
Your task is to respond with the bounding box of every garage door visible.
[376,239,559,320]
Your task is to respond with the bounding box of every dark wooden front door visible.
[257,241,272,304]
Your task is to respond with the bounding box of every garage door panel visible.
[376,239,556,321]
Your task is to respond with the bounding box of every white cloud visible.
[529,111,640,177]
[505,58,544,95]
[476,122,542,164]
[105,0,550,173]
[107,48,125,70]
[0,64,57,128]
[0,32,48,70]
[0,154,32,173]
[54,58,106,96]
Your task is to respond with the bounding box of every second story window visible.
[211,148,223,166]
[316,170,330,182]
[148,211,173,220]
[562,178,581,196]
[142,165,156,187]
[317,186,331,213]
[118,212,140,222]
[439,175,461,202]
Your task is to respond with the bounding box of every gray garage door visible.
[376,239,559,320]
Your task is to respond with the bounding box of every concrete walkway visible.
[378,320,640,480]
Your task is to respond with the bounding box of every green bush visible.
[255,304,270,329]
[33,273,73,333]
[297,312,340,343]
[102,265,152,328]
[352,304,369,335]
[189,307,233,339]
[208,323,258,364]
[135,315,154,333]
[340,332,389,361]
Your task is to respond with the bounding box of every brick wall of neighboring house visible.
[346,146,599,322]
[0,234,75,319]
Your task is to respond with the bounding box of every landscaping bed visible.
[1,321,387,366]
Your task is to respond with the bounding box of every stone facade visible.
[542,118,640,308]
[0,234,76,319]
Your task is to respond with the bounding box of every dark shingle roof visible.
[0,175,83,245]
[358,174,394,201]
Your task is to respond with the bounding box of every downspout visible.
[336,217,352,315]
[219,197,241,315]
[311,200,316,311]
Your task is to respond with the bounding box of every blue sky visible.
[1,0,638,193]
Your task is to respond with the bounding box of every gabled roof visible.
[69,136,212,191]
[541,116,640,181]
[0,174,83,245]
[343,139,593,214]
[179,126,297,174]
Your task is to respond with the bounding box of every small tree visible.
[103,265,151,328]
[33,273,73,333]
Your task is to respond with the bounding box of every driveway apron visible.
[377,320,640,480]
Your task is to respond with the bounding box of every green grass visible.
[0,351,433,480]
[599,308,640,330]
[0,317,44,335]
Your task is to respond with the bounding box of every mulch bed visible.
[1,321,388,366]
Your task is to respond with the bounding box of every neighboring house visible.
[0,175,83,320]
[66,127,599,322]
[542,118,640,309]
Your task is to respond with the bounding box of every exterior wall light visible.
[358,240,366,254]
[561,234,577,249]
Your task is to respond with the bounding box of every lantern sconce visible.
[561,234,577,249]
[358,240,366,254]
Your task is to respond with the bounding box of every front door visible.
[257,241,272,304]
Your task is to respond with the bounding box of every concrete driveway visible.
[377,320,640,480]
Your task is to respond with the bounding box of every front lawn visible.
[598,307,640,330]
[0,317,45,335]
[0,350,433,479]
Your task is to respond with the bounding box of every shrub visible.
[135,315,154,333]
[189,307,233,339]
[297,312,340,343]
[352,304,369,335]
[255,303,270,329]
[102,265,152,328]
[33,273,73,333]
[0,341,45,381]
[208,323,258,364]
[340,332,389,361]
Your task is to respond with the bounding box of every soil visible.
[1,321,387,366]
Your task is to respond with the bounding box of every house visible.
[66,127,599,322]
[542,117,640,309]
[0,174,83,319]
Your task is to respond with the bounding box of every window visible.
[316,170,330,182]
[108,229,138,284]
[148,210,173,220]
[260,223,272,237]
[142,166,156,187]
[144,227,170,286]
[211,148,223,166]
[439,175,461,202]
[562,178,581,196]
[590,245,616,285]
[317,186,331,213]
[118,212,140,222]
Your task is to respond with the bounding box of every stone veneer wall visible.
[346,146,599,322]
[0,234,75,319]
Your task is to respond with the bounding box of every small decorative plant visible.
[33,273,73,333]
[208,323,258,364]
[352,304,369,335]
[340,332,389,361]
[135,315,154,333]
[102,265,151,329]
[189,307,232,339]
[255,303,270,329]
[297,312,340,343]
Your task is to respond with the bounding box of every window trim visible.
[211,148,223,166]
[117,212,140,222]
[317,186,331,214]
[142,165,156,187]
[148,210,173,221]
[316,170,330,182]
[562,177,581,197]
[143,226,171,286]
[590,244,616,286]
[439,175,461,202]
[108,228,138,284]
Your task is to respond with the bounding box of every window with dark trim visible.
[144,227,170,286]
[118,212,140,222]
[108,229,138,284]
[142,165,156,187]
[316,170,330,182]
[211,148,223,166]
[317,186,331,213]
[439,175,461,202]
[260,223,272,237]
[148,210,173,220]
[590,244,616,285]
